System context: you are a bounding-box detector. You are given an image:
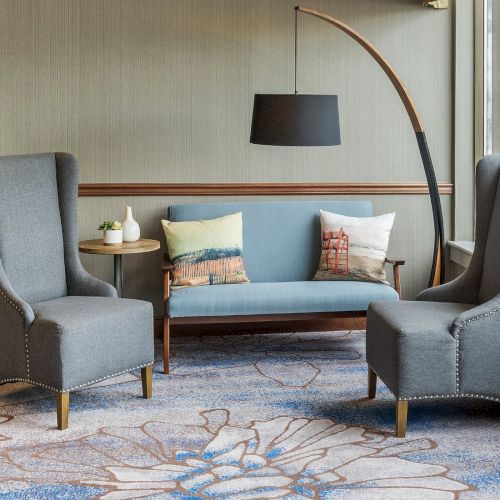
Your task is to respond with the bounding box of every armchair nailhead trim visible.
[1,288,31,377]
[0,288,24,316]
[400,393,499,402]
[24,331,30,378]
[454,304,500,393]
[0,362,153,394]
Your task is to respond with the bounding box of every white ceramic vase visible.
[122,206,140,242]
[103,229,123,245]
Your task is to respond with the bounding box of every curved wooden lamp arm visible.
[296,6,423,133]
[296,6,445,287]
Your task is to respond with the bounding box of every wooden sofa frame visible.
[161,255,404,374]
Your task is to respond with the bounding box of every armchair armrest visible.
[0,260,34,380]
[450,294,500,339]
[385,257,405,298]
[0,260,34,330]
[67,262,118,298]
[449,294,500,397]
[65,247,117,297]
[417,271,479,304]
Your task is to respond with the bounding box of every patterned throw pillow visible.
[161,212,250,288]
[313,209,395,284]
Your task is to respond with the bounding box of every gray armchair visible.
[0,153,154,429]
[367,155,500,437]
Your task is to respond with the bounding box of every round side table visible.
[79,239,161,298]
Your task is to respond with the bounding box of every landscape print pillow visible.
[313,209,395,284]
[161,212,250,288]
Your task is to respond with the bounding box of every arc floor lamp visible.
[250,6,445,288]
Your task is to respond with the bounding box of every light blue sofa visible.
[161,201,402,373]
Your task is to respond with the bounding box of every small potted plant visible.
[99,220,123,245]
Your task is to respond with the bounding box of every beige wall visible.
[493,0,500,152]
[0,0,454,313]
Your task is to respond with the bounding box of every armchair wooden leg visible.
[141,366,153,399]
[56,392,69,430]
[396,400,408,438]
[163,317,170,374]
[368,366,377,399]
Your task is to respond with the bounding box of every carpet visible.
[0,330,498,499]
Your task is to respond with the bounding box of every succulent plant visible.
[98,220,122,231]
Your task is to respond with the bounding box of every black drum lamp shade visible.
[250,94,341,146]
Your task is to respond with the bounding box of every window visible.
[480,0,500,155]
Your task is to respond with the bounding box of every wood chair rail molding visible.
[78,182,453,197]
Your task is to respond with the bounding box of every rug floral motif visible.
[0,331,497,499]
[0,411,471,499]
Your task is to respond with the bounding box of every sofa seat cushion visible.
[168,281,399,318]
[28,296,154,391]
[367,301,476,398]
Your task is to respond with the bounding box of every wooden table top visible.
[79,238,161,255]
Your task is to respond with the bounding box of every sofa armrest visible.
[162,254,172,303]
[385,258,405,266]
[385,258,405,298]
[161,253,173,273]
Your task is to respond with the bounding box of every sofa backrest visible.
[169,201,373,283]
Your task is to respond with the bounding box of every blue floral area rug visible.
[0,330,498,499]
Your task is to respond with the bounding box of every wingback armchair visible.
[367,155,500,437]
[0,153,154,430]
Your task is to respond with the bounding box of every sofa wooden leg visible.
[396,400,408,438]
[141,366,153,399]
[163,316,170,374]
[368,366,377,399]
[57,392,69,430]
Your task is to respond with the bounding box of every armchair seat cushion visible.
[367,301,475,398]
[28,297,154,391]
[168,281,399,318]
